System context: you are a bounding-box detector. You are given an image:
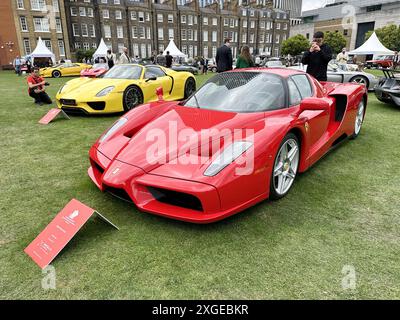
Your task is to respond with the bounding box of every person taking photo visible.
[27,67,52,106]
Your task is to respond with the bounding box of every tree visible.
[75,48,96,62]
[281,34,310,56]
[365,25,400,52]
[324,31,347,55]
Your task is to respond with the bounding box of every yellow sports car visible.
[40,62,91,78]
[55,64,196,114]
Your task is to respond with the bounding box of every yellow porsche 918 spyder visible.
[55,64,196,114]
[40,62,92,78]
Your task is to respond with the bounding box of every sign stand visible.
[24,199,118,269]
[39,108,70,125]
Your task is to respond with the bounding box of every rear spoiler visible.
[378,68,400,79]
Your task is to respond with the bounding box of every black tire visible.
[269,133,300,200]
[184,77,196,99]
[212,67,217,73]
[350,75,369,89]
[122,85,143,112]
[52,70,61,78]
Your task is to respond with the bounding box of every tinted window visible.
[292,75,313,99]
[144,66,166,78]
[103,65,142,79]
[184,72,285,113]
[287,78,302,106]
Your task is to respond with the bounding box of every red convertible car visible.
[80,63,108,77]
[88,68,367,223]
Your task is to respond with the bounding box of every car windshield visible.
[103,65,142,79]
[183,72,285,113]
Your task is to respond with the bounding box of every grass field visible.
[0,70,399,300]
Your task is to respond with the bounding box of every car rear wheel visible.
[350,75,369,89]
[351,100,365,139]
[52,70,61,78]
[270,133,300,200]
[123,85,143,112]
[184,77,196,99]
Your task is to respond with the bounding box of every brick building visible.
[0,0,21,68]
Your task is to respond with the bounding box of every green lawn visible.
[0,70,399,299]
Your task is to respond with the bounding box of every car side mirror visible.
[299,97,330,113]
[156,86,164,101]
[146,76,157,82]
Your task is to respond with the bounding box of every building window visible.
[158,28,163,40]
[212,46,216,58]
[212,31,217,42]
[114,0,120,4]
[147,27,151,39]
[52,0,59,12]
[276,23,281,30]
[223,18,228,26]
[138,12,144,22]
[31,0,46,11]
[132,26,137,38]
[242,9,247,17]
[223,31,228,39]
[157,14,163,23]
[276,34,280,43]
[20,16,28,32]
[147,44,152,57]
[250,33,254,43]
[44,39,52,51]
[83,42,90,50]
[104,25,111,38]
[203,46,208,58]
[168,14,173,23]
[91,43,97,49]
[212,18,217,26]
[56,40,64,55]
[70,7,77,16]
[103,10,109,19]
[188,15,193,25]
[72,23,79,36]
[88,24,95,37]
[116,25,123,38]
[168,28,174,40]
[283,23,288,30]
[17,0,24,9]
[139,26,145,39]
[146,12,150,21]
[203,30,208,42]
[34,17,50,32]
[242,33,247,43]
[55,18,62,33]
[81,24,88,37]
[250,21,255,28]
[181,15,186,24]
[181,29,186,40]
[188,29,193,41]
[131,11,137,20]
[141,44,146,58]
[132,43,139,56]
[366,4,382,12]
[203,17,208,25]
[79,7,86,16]
[115,10,122,20]
[23,39,31,55]
[343,29,348,36]
[87,8,93,17]
[243,20,247,28]
[75,42,81,49]
[230,19,234,28]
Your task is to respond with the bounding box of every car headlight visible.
[204,141,253,177]
[96,86,115,97]
[99,117,128,143]
[58,84,66,94]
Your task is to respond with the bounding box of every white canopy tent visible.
[348,32,394,56]
[93,38,109,60]
[162,39,187,58]
[30,37,56,64]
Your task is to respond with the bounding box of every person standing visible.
[27,67,52,105]
[118,47,131,64]
[393,51,400,70]
[337,48,349,64]
[301,31,333,81]
[106,49,116,69]
[236,46,254,69]
[216,38,233,73]
[165,51,173,68]
[13,56,22,76]
[156,51,166,66]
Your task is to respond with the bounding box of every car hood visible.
[60,78,131,97]
[112,106,263,173]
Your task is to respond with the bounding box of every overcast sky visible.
[302,0,328,11]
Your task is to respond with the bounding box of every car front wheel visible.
[184,77,196,99]
[52,70,61,78]
[270,133,300,200]
[123,85,143,112]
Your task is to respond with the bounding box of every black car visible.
[171,63,199,75]
[375,69,400,107]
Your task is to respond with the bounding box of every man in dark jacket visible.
[216,38,233,73]
[165,51,173,68]
[302,31,332,81]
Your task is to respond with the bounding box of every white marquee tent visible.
[30,37,56,64]
[162,39,187,58]
[348,32,394,56]
[93,38,109,59]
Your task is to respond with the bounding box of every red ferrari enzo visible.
[88,68,367,223]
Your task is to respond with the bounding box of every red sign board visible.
[39,108,70,125]
[24,199,118,269]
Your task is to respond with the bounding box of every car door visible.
[290,75,330,148]
[327,64,344,83]
[142,66,173,101]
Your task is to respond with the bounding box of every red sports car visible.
[80,63,108,77]
[88,68,367,223]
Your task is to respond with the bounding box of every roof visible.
[348,32,394,55]
[93,38,108,59]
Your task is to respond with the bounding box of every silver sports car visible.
[290,61,378,91]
